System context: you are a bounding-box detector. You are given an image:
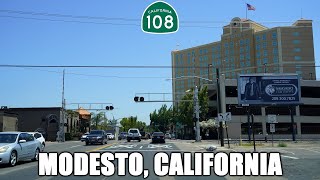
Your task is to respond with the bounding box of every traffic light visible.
[134,96,144,102]
[106,106,114,110]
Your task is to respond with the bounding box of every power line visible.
[0,64,319,69]
[19,67,170,79]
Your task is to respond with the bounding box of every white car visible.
[28,132,46,152]
[0,132,41,166]
[127,128,141,142]
[106,133,115,140]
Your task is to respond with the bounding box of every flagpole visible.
[245,3,248,19]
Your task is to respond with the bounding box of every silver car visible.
[0,132,42,166]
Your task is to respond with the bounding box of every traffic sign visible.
[270,124,275,133]
[267,115,278,123]
[218,112,232,122]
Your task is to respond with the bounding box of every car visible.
[165,133,171,139]
[118,132,127,140]
[0,132,42,166]
[80,132,90,142]
[106,133,115,140]
[28,132,46,152]
[85,130,108,145]
[151,132,165,143]
[127,128,141,142]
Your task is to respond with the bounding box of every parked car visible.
[165,133,171,139]
[28,132,46,152]
[85,130,108,145]
[106,133,115,140]
[0,132,41,166]
[80,132,90,142]
[151,132,165,143]
[127,128,141,142]
[118,132,127,140]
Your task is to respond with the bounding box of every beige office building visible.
[172,17,316,102]
[171,17,319,139]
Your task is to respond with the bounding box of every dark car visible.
[85,130,108,145]
[118,132,127,140]
[151,132,165,143]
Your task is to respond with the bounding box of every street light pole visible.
[216,68,224,147]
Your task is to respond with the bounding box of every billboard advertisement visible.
[237,74,301,105]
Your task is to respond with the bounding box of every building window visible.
[230,42,234,47]
[256,35,260,42]
[240,62,245,67]
[293,32,300,36]
[257,59,261,65]
[246,46,250,52]
[225,49,229,56]
[293,40,300,44]
[272,41,277,46]
[246,61,251,66]
[256,44,260,50]
[240,40,244,46]
[263,50,268,57]
[199,49,202,55]
[263,58,268,64]
[241,123,263,135]
[262,34,267,41]
[272,32,277,39]
[273,48,278,54]
[273,56,279,63]
[301,123,320,134]
[240,47,244,53]
[294,48,301,52]
[262,42,267,49]
[240,54,244,60]
[294,56,302,60]
[256,52,261,58]
[245,39,250,45]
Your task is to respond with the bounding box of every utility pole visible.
[194,86,201,142]
[60,69,66,142]
[216,68,224,146]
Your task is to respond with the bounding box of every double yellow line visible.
[86,142,117,152]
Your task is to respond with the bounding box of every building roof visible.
[76,107,91,115]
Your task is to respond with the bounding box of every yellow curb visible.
[86,143,116,152]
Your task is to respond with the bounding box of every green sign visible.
[141,1,179,34]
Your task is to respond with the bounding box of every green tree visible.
[119,116,146,132]
[90,112,107,130]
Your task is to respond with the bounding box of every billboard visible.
[237,74,301,105]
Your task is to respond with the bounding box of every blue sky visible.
[0,0,319,124]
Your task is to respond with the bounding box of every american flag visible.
[246,3,256,11]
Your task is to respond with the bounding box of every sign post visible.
[218,112,232,148]
[270,123,275,147]
[267,114,277,147]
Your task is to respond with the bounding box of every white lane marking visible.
[140,146,143,149]
[35,176,53,180]
[0,163,37,175]
[281,155,299,160]
[160,176,175,180]
[68,145,82,149]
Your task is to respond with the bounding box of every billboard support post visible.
[251,114,256,152]
[289,106,296,142]
[247,107,251,143]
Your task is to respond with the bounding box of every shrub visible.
[278,142,287,147]
[65,133,72,141]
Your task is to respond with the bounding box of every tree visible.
[119,116,146,132]
[90,112,107,130]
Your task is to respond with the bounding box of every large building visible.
[172,17,316,102]
[171,17,319,139]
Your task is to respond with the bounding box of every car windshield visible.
[153,132,164,136]
[129,130,138,133]
[0,134,18,143]
[90,131,103,135]
[107,133,112,135]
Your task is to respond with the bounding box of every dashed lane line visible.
[281,155,299,160]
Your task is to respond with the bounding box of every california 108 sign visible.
[237,74,301,105]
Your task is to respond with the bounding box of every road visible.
[0,139,320,180]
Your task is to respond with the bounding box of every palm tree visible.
[90,112,106,130]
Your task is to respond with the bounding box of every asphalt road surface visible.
[0,139,320,180]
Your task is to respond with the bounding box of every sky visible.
[0,0,319,124]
